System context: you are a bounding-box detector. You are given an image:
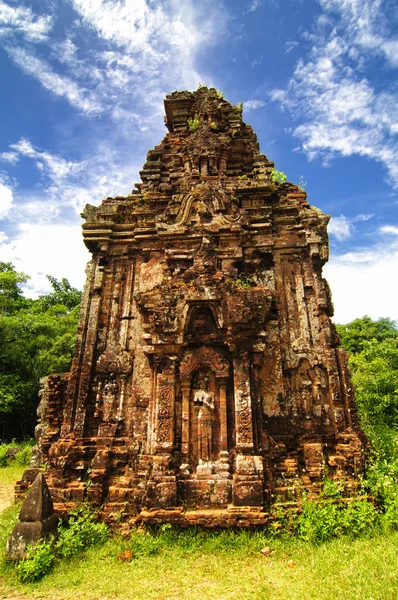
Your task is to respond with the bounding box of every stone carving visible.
[180,347,229,381]
[28,86,366,527]
[7,474,57,560]
[96,339,133,375]
[157,377,174,445]
[94,375,119,422]
[236,388,252,445]
[195,390,215,462]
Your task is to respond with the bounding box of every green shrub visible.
[187,114,200,132]
[129,531,163,557]
[15,445,33,467]
[295,498,378,543]
[16,539,54,582]
[0,440,34,467]
[14,505,108,583]
[270,169,287,184]
[55,506,108,559]
[0,445,9,467]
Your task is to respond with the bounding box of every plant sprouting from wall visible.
[270,169,287,184]
[188,114,200,132]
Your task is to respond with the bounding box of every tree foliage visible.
[0,265,81,440]
[337,315,398,427]
[338,316,398,515]
[0,261,30,315]
[350,338,398,427]
[336,315,398,354]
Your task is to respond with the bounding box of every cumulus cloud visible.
[0,0,228,119]
[284,40,299,53]
[1,136,142,219]
[328,215,352,241]
[325,235,398,323]
[0,1,52,42]
[0,222,90,295]
[247,0,261,12]
[0,181,13,219]
[0,151,19,164]
[328,212,374,241]
[270,0,398,187]
[380,225,398,235]
[244,99,266,110]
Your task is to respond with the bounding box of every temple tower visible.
[33,87,365,526]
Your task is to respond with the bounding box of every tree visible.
[350,338,398,428]
[0,261,30,315]
[336,315,398,354]
[0,267,81,440]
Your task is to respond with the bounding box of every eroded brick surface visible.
[31,87,366,526]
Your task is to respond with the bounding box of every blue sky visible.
[0,0,397,323]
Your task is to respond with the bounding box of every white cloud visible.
[0,1,53,42]
[270,0,398,187]
[0,222,90,296]
[251,56,263,68]
[6,47,102,115]
[2,136,142,220]
[328,212,374,241]
[0,181,13,219]
[9,138,82,186]
[244,100,266,110]
[325,239,398,322]
[328,215,352,240]
[380,225,398,235]
[0,0,228,137]
[0,151,19,164]
[319,0,398,67]
[285,40,299,53]
[247,0,261,12]
[355,213,374,222]
[0,135,143,294]
[0,1,228,120]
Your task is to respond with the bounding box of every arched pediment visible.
[180,347,229,381]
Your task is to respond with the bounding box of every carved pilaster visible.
[218,379,228,453]
[155,357,176,452]
[181,381,191,458]
[233,353,254,451]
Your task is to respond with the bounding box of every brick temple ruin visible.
[26,87,366,526]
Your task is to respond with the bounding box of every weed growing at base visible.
[15,505,108,582]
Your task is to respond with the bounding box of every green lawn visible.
[1,462,397,600]
[1,527,398,600]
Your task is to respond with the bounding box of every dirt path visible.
[0,483,14,513]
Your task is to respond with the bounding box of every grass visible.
[0,527,398,600]
[1,454,398,600]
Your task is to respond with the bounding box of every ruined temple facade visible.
[31,87,365,526]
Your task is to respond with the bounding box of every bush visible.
[0,441,34,468]
[55,506,108,559]
[0,444,9,467]
[295,498,378,543]
[14,505,108,582]
[270,169,287,184]
[16,539,54,582]
[15,445,33,467]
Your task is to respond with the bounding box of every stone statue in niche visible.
[94,374,121,423]
[195,390,215,462]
